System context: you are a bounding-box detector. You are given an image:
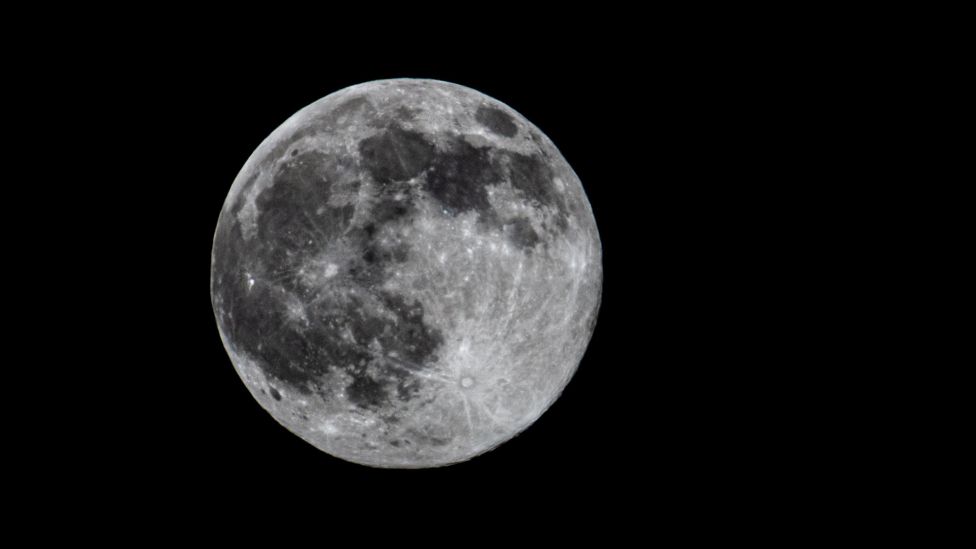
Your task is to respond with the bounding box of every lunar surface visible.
[210,79,601,468]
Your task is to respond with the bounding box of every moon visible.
[211,78,601,468]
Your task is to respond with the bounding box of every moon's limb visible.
[211,79,601,468]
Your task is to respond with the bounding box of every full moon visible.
[211,79,601,468]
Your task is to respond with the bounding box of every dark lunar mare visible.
[231,96,376,212]
[425,136,498,220]
[358,125,435,185]
[255,151,353,273]
[505,151,569,232]
[212,148,445,411]
[355,123,569,251]
[424,133,570,241]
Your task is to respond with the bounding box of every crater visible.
[504,217,540,250]
[475,105,518,137]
